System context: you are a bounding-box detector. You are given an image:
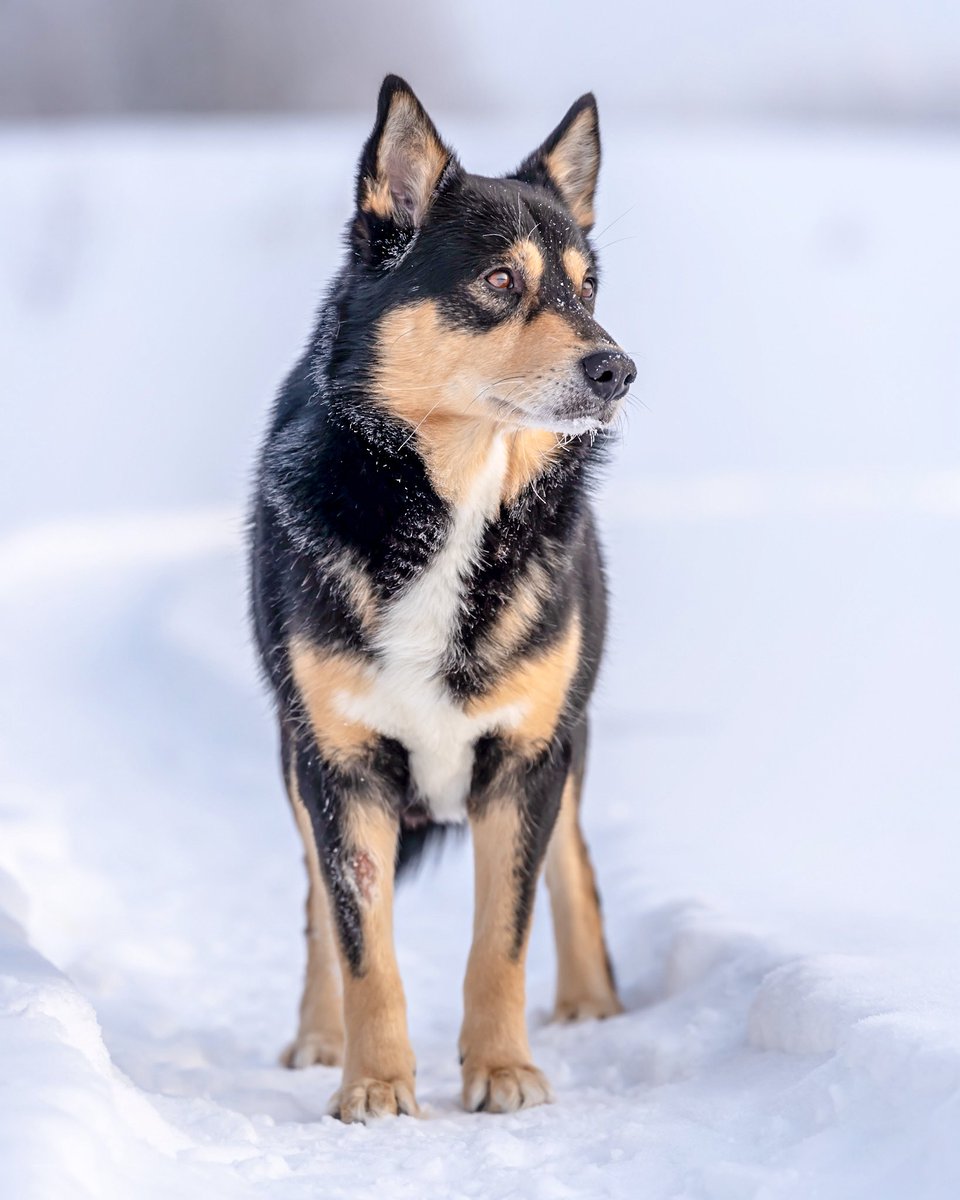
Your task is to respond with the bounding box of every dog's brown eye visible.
[485,268,515,291]
[581,277,596,301]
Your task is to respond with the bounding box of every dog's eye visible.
[581,277,597,301]
[485,268,516,292]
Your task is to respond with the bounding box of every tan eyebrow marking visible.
[562,247,591,291]
[505,238,545,295]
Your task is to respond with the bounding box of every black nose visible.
[580,350,636,403]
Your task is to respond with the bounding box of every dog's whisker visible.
[395,396,448,453]
[595,235,641,251]
[592,203,639,241]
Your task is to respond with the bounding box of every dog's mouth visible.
[494,389,624,435]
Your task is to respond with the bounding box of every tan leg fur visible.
[459,803,552,1113]
[545,771,623,1022]
[330,803,418,1122]
[282,772,345,1068]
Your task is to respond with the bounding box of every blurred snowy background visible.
[1,3,959,1198]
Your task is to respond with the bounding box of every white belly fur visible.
[334,435,525,822]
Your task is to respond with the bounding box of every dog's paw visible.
[280,1030,344,1069]
[330,1077,419,1123]
[551,993,624,1023]
[461,1060,553,1114]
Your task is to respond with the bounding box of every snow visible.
[1,118,959,1198]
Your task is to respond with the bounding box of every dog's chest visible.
[334,436,523,821]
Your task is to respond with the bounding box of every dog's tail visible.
[395,821,463,879]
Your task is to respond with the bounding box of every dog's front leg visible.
[459,748,567,1112]
[294,745,417,1122]
[332,801,417,1121]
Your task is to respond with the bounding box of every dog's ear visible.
[511,94,600,232]
[353,75,455,264]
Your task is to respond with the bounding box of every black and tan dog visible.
[249,75,634,1122]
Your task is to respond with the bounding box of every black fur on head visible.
[350,77,601,267]
[327,77,630,436]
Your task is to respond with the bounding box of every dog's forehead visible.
[455,174,588,258]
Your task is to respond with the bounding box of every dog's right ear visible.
[352,76,455,266]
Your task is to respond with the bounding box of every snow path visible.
[2,121,959,1197]
[1,496,957,1200]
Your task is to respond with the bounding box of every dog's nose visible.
[580,350,636,403]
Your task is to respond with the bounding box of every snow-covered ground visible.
[1,119,959,1198]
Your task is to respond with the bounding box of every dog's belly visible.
[334,434,520,822]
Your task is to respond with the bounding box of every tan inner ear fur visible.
[361,92,449,225]
[374,300,588,503]
[543,107,600,230]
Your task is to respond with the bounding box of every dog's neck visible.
[262,376,602,602]
[332,384,569,512]
[394,411,560,509]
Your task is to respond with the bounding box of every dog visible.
[249,75,635,1122]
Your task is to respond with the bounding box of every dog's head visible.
[347,76,635,435]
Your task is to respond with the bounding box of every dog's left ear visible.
[511,94,600,232]
[353,75,455,264]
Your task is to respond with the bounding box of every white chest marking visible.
[335,436,525,822]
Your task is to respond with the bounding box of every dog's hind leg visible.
[544,721,623,1022]
[281,766,345,1069]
